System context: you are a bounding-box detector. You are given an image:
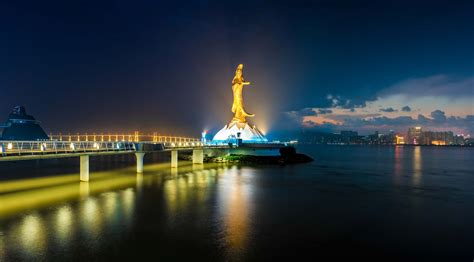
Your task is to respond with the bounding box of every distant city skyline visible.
[294,125,471,146]
[285,75,473,136]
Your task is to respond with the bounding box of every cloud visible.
[326,94,371,109]
[281,74,473,134]
[401,106,411,112]
[284,104,473,134]
[318,109,332,114]
[280,108,316,130]
[298,108,317,116]
[343,116,416,127]
[325,113,472,134]
[379,107,397,113]
[380,75,474,98]
[430,109,447,123]
[417,114,430,123]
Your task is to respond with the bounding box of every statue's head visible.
[236,64,243,77]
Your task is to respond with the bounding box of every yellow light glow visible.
[7,143,13,150]
[413,146,422,186]
[69,143,75,150]
[19,214,46,256]
[56,206,73,243]
[396,135,405,144]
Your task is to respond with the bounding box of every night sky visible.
[1,0,473,137]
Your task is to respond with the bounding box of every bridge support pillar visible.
[171,150,178,168]
[192,149,204,164]
[135,152,145,173]
[80,155,89,182]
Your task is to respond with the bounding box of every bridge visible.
[0,132,227,182]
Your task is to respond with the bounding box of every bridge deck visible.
[0,140,230,162]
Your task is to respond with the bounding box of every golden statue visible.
[231,64,254,124]
[212,63,267,143]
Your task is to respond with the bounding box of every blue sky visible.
[0,0,472,136]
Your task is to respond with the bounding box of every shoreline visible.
[297,143,473,147]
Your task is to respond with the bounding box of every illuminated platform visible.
[212,122,268,144]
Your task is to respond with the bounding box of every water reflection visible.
[0,162,251,260]
[217,166,254,256]
[413,146,422,186]
[136,173,143,191]
[0,163,145,260]
[0,232,5,259]
[163,167,219,223]
[393,146,403,183]
[55,205,74,245]
[0,185,140,260]
[122,188,135,224]
[81,197,102,247]
[80,181,90,199]
[14,214,47,259]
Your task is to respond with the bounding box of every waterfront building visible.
[407,127,423,145]
[395,135,405,144]
[0,106,48,140]
[340,130,358,144]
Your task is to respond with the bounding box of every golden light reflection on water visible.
[163,164,225,221]
[0,232,5,259]
[104,192,119,224]
[393,146,403,183]
[15,214,47,257]
[55,205,74,244]
[413,146,422,186]
[122,188,135,224]
[136,172,143,191]
[80,181,90,199]
[0,162,164,217]
[0,161,248,260]
[161,164,254,255]
[81,197,102,243]
[217,166,253,255]
[0,163,156,260]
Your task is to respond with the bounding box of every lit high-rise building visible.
[407,127,422,145]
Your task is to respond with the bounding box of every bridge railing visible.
[48,132,200,143]
[161,141,204,149]
[0,141,136,157]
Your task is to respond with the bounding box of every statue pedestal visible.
[212,122,267,144]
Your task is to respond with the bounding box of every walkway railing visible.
[48,132,200,143]
[0,140,210,158]
[0,140,136,157]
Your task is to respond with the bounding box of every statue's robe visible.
[231,76,252,123]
